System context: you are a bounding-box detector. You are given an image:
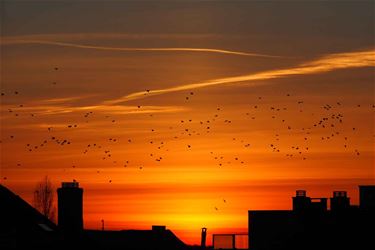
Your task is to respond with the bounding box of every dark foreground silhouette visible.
[248,186,375,250]
[0,184,188,250]
[2,182,374,250]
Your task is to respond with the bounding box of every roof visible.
[0,184,187,250]
[0,184,58,231]
[0,184,59,249]
[83,229,187,250]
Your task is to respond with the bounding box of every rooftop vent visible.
[296,190,306,197]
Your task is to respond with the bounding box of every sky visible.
[0,0,374,245]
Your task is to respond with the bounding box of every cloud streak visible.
[1,39,283,58]
[36,94,98,104]
[0,33,244,42]
[103,49,375,104]
[1,104,187,117]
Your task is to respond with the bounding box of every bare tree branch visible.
[33,176,56,223]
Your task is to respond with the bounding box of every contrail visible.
[1,103,187,116]
[103,49,375,105]
[3,39,284,58]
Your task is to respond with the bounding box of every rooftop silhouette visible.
[0,183,187,250]
[248,185,375,250]
[0,184,58,249]
[57,182,83,234]
[1,183,374,250]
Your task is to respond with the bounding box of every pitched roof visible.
[0,184,188,250]
[0,184,59,249]
[0,184,57,232]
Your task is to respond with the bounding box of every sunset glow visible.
[1,1,374,245]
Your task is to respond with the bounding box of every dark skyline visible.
[1,0,374,244]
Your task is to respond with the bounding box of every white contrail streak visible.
[2,39,284,58]
[103,49,375,105]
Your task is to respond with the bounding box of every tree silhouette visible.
[33,176,56,223]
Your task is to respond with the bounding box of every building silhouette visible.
[2,182,373,250]
[292,189,328,212]
[57,182,83,234]
[201,227,207,249]
[330,190,350,212]
[248,185,375,250]
[0,184,59,249]
[359,185,375,210]
[0,183,187,250]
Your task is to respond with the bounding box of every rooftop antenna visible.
[101,219,104,231]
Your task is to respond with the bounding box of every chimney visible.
[201,227,207,249]
[57,182,83,233]
[292,190,311,212]
[330,191,350,212]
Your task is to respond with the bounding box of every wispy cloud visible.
[0,33,247,42]
[103,49,375,104]
[36,94,98,104]
[1,39,284,58]
[1,104,188,117]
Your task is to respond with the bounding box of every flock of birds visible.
[1,66,374,212]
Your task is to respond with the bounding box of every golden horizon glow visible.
[1,2,374,245]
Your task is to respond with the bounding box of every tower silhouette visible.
[57,182,83,234]
[201,227,207,249]
[330,191,350,212]
[359,185,375,211]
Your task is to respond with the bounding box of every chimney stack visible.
[201,227,207,249]
[330,191,350,212]
[57,182,83,234]
[292,190,310,212]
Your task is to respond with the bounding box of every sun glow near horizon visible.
[1,1,374,245]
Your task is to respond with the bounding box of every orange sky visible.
[1,1,374,245]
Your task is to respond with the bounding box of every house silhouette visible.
[0,184,59,249]
[248,185,375,250]
[0,183,187,250]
